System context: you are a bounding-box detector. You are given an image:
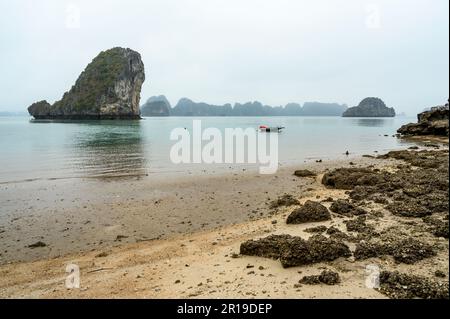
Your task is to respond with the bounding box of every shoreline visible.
[0,141,448,298]
[0,154,384,265]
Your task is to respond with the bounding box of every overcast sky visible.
[0,0,448,114]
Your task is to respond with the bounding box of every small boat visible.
[259,125,285,133]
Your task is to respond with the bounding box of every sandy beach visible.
[0,138,448,299]
[0,160,330,265]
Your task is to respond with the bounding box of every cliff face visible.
[28,47,145,119]
[398,102,449,136]
[141,96,171,116]
[342,97,395,117]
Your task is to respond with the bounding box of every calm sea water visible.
[0,116,417,183]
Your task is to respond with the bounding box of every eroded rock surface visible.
[28,47,145,119]
[323,150,449,219]
[270,194,300,209]
[286,201,331,224]
[354,237,436,264]
[379,271,449,299]
[330,199,368,217]
[240,234,351,268]
[398,103,449,136]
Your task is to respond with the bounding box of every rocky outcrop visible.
[239,234,351,268]
[342,97,395,117]
[354,237,435,264]
[141,95,171,116]
[323,149,449,219]
[28,101,53,117]
[378,271,449,299]
[322,167,384,190]
[286,201,331,224]
[397,101,449,136]
[28,47,145,119]
[330,199,368,217]
[299,270,341,285]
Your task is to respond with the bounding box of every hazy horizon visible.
[0,0,448,115]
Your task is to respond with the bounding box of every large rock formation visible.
[140,95,171,116]
[397,101,449,136]
[342,97,395,117]
[28,47,145,119]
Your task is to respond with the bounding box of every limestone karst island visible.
[342,97,396,117]
[28,47,145,120]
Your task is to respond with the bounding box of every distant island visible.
[28,47,145,120]
[141,95,171,116]
[24,49,398,120]
[342,97,396,117]
[140,95,348,117]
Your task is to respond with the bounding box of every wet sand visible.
[0,141,448,298]
[0,157,366,265]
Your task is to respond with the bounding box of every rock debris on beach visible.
[240,234,351,268]
[286,201,331,224]
[269,194,300,209]
[304,225,328,233]
[378,271,449,299]
[330,199,367,217]
[299,270,341,285]
[27,241,47,248]
[293,170,316,177]
[354,237,436,264]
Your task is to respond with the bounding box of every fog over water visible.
[0,0,448,115]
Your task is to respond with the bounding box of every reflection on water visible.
[0,116,419,183]
[351,118,395,127]
[70,121,147,180]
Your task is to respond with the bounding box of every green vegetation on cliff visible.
[342,97,395,117]
[28,47,145,119]
[54,49,128,112]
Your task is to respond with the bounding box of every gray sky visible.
[0,0,448,115]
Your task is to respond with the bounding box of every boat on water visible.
[259,125,285,133]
